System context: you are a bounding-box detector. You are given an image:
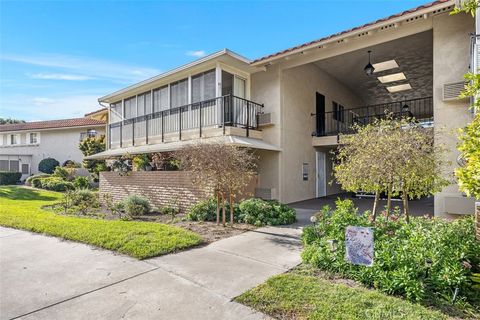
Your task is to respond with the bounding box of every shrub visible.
[186,197,240,222]
[102,193,125,219]
[25,173,50,186]
[40,177,75,192]
[53,166,75,181]
[301,199,480,306]
[123,195,151,216]
[38,158,60,174]
[74,176,91,189]
[0,171,22,185]
[63,160,81,168]
[72,189,99,215]
[238,198,296,226]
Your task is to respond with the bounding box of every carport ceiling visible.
[314,30,433,105]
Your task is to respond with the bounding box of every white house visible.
[0,117,106,180]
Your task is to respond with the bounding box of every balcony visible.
[108,95,264,149]
[312,96,433,138]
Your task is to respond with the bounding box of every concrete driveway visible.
[0,209,314,320]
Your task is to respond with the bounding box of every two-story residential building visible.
[0,117,106,180]
[88,0,476,218]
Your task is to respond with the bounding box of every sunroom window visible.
[192,69,215,103]
[170,79,188,109]
[153,86,169,112]
[124,97,136,119]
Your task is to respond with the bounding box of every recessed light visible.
[386,83,412,93]
[377,72,406,83]
[372,60,399,73]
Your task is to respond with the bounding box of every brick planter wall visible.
[99,171,211,212]
[99,171,257,212]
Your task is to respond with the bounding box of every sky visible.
[0,0,430,121]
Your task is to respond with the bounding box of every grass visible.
[0,186,203,259]
[236,271,449,320]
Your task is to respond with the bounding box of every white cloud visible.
[1,53,161,83]
[28,73,92,81]
[32,97,56,105]
[186,50,207,58]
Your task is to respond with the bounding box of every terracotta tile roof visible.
[251,0,452,64]
[84,107,107,117]
[0,117,106,133]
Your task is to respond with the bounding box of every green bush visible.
[25,173,50,186]
[187,197,296,226]
[238,198,296,226]
[186,197,240,222]
[38,158,60,174]
[301,199,480,306]
[53,166,72,180]
[123,195,151,216]
[40,177,75,192]
[72,189,99,215]
[0,171,22,185]
[74,176,91,189]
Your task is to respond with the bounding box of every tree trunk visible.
[230,193,234,226]
[222,192,226,227]
[372,189,380,221]
[403,187,410,223]
[216,191,220,225]
[386,183,392,218]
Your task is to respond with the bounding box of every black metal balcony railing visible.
[108,95,264,149]
[80,131,98,141]
[312,96,433,137]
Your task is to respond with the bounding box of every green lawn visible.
[0,186,203,259]
[236,272,448,320]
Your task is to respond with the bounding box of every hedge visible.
[0,171,22,185]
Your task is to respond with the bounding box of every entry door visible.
[316,151,326,197]
[316,93,325,136]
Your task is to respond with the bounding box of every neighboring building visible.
[0,117,106,180]
[89,0,476,217]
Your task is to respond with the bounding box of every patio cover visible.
[85,136,281,160]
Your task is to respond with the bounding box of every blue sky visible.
[0,0,429,121]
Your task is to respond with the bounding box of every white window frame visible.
[8,134,20,145]
[28,132,40,144]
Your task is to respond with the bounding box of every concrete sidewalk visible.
[0,209,314,320]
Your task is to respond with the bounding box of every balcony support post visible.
[199,102,202,138]
[179,107,182,141]
[161,112,164,143]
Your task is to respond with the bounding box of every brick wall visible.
[99,171,256,212]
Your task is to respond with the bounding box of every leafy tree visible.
[456,115,480,199]
[178,143,257,226]
[451,1,480,200]
[334,117,449,222]
[79,135,107,181]
[0,118,25,125]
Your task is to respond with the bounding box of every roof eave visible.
[250,0,454,66]
[98,49,252,104]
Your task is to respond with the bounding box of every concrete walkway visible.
[0,209,314,320]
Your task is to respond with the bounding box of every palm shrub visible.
[302,199,480,306]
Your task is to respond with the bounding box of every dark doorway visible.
[315,92,325,136]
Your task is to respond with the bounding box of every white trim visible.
[99,49,251,102]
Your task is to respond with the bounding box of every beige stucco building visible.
[90,0,476,217]
[0,117,106,180]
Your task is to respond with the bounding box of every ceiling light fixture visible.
[377,72,406,83]
[364,50,375,76]
[386,83,412,93]
[372,59,399,73]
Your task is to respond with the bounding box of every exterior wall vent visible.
[443,81,467,101]
[258,112,273,126]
